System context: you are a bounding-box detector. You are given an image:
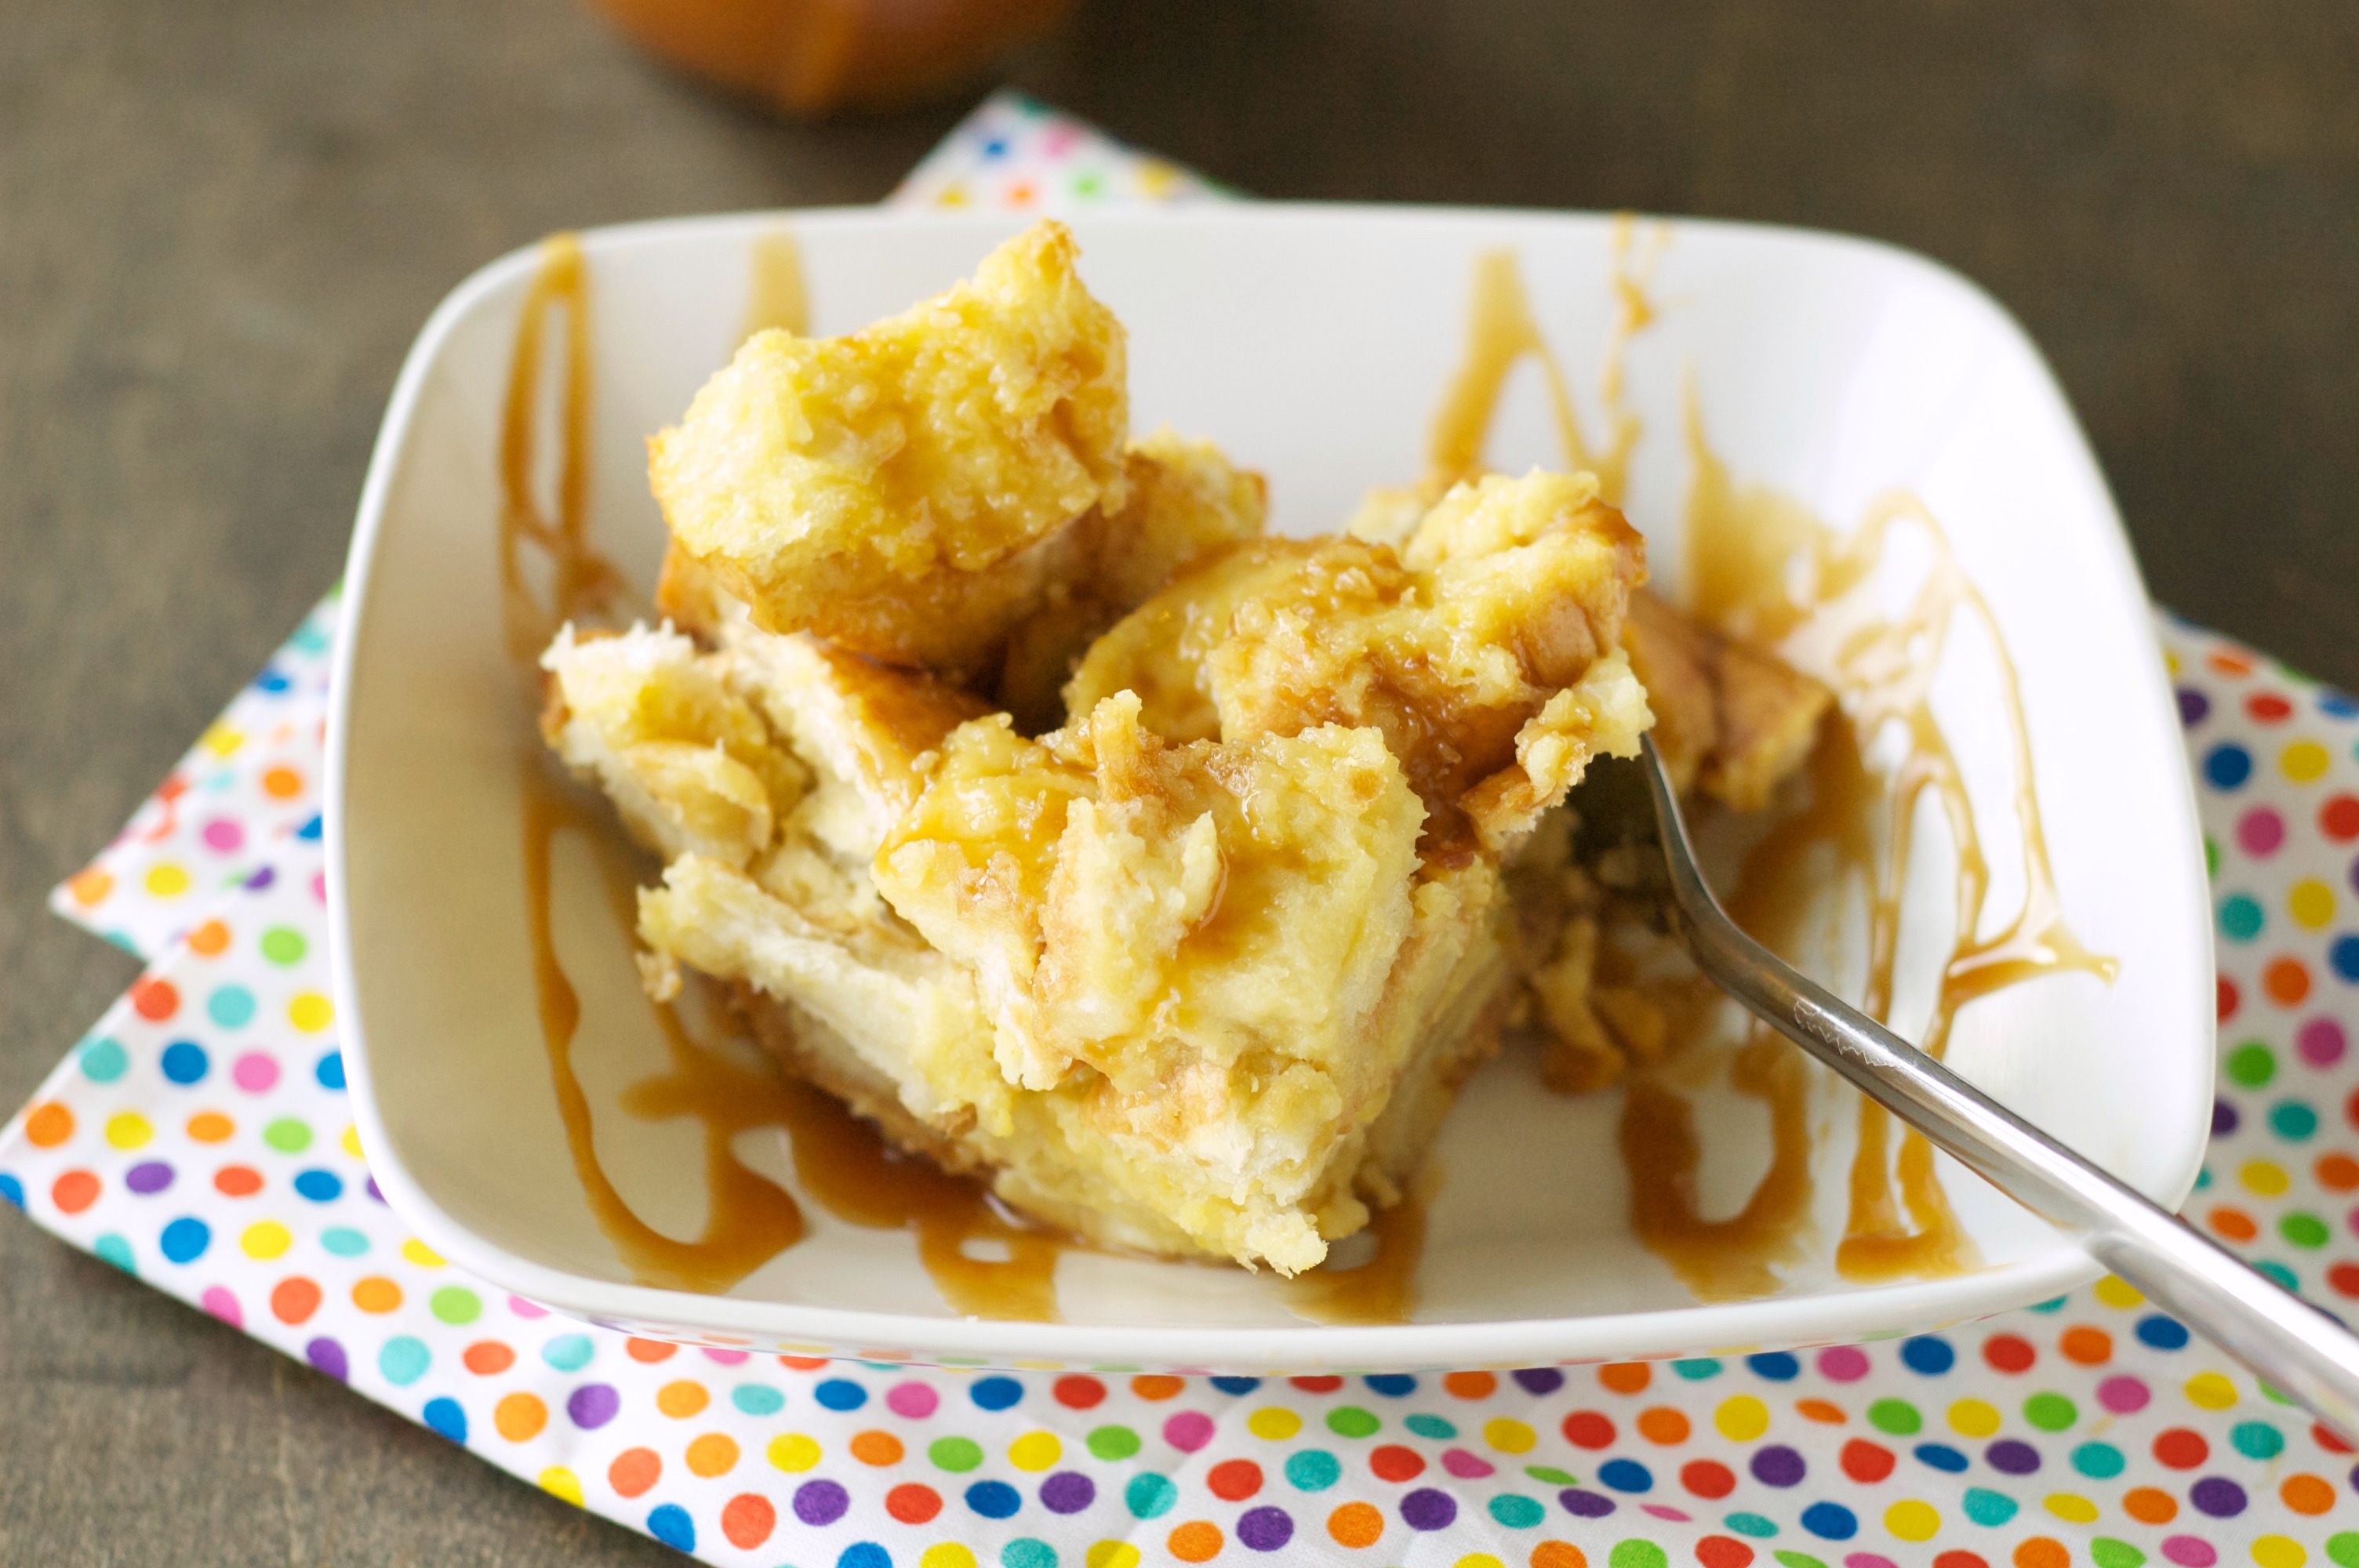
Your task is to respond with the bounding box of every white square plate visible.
[328,206,2213,1370]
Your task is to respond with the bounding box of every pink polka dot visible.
[886,1381,940,1419]
[1816,1345,1871,1381]
[2300,1017,2348,1066]
[1441,1449,1495,1479]
[311,871,328,904]
[700,1348,750,1365]
[201,818,245,852]
[2097,1374,2150,1413]
[201,1286,242,1327]
[2237,807,2286,856]
[1164,1410,1216,1451]
[2161,1537,2218,1567]
[2345,1205,2359,1238]
[231,1052,280,1092]
[507,1296,549,1318]
[1845,1556,1899,1568]
[1640,1505,1692,1523]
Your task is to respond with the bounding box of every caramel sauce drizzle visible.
[1283,1188,1431,1325]
[738,230,811,341]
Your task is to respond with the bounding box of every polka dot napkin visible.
[13,90,2359,1568]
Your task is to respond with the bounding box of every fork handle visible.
[1640,739,2359,1439]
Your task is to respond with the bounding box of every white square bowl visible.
[328,205,2214,1371]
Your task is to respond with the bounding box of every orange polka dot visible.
[2283,1473,2335,1514]
[1169,1520,1223,1563]
[66,868,113,907]
[1598,1362,1652,1395]
[2059,1327,2111,1365]
[187,1112,234,1143]
[1531,1546,1590,1568]
[685,1432,740,1477]
[24,1103,74,1149]
[609,1447,660,1498]
[2123,1486,2178,1524]
[261,766,304,799]
[2013,1539,2069,1568]
[187,920,231,956]
[776,1355,828,1370]
[351,1277,402,1313]
[129,978,178,1022]
[1328,1501,1383,1548]
[2210,648,2255,677]
[494,1392,547,1442]
[626,1338,678,1363]
[721,1492,775,1549]
[271,1277,322,1325]
[2319,1153,2359,1192]
[1794,1399,1845,1424]
[463,1341,516,1375]
[1637,1406,1692,1443]
[213,1165,262,1197]
[1443,1370,1497,1399]
[656,1380,710,1417]
[850,1430,904,1466]
[51,1171,99,1214]
[2209,1207,2259,1242]
[1132,1374,1185,1400]
[2266,956,2313,1006]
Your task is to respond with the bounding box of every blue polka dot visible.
[839,1545,892,1568]
[1405,1414,1456,1440]
[2230,1421,2284,1460]
[1914,1443,1969,1472]
[1899,1336,1954,1374]
[816,1377,867,1410]
[2071,1441,2125,1478]
[293,1169,343,1203]
[1364,1374,1417,1396]
[314,1051,345,1091]
[296,814,322,842]
[542,1334,594,1372]
[1489,1494,1546,1529]
[1725,1512,1778,1537]
[0,1174,20,1208]
[1798,1502,1857,1540]
[1000,1541,1053,1568]
[93,1232,133,1271]
[80,1038,129,1082]
[1598,1459,1652,1493]
[1287,1450,1340,1490]
[2323,691,2358,718]
[646,1503,694,1552]
[421,1397,467,1443]
[965,1480,1021,1519]
[970,1376,1023,1410]
[2219,895,2264,942]
[206,985,256,1029]
[322,1227,369,1257]
[2332,935,2359,982]
[158,1040,207,1084]
[1961,1486,2019,1526]
[254,667,291,693]
[2135,1314,2191,1350]
[732,1383,784,1416]
[1209,1375,1261,1396]
[1746,1352,1801,1381]
[2272,1102,2320,1140]
[1125,1473,1177,1519]
[982,137,1009,157]
[380,1337,431,1385]
[159,1217,210,1263]
[2205,743,2254,789]
[1671,1358,1723,1380]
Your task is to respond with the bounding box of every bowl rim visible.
[325,201,2208,1370]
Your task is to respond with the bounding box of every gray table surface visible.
[5,1,2355,1561]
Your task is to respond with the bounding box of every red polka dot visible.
[270,1276,322,1324]
[1561,1410,1617,1449]
[1370,1445,1425,1482]
[1982,1334,2035,1373]
[2324,795,2359,843]
[2314,1423,2355,1455]
[213,1165,263,1197]
[1290,1375,1344,1394]
[608,1447,660,1497]
[1935,1555,1992,1568]
[2153,1427,2209,1468]
[51,1170,99,1214]
[2346,1086,2359,1129]
[463,1341,515,1375]
[2219,977,2240,1021]
[2248,693,2294,723]
[624,1338,677,1363]
[1840,1439,1896,1483]
[1053,1374,1105,1409]
[1681,1459,1736,1499]
[885,1483,941,1523]
[130,978,178,1021]
[1696,1537,1754,1568]
[1208,1459,1263,1501]
[2329,1262,2359,1298]
[720,1493,775,1549]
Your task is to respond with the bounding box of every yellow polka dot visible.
[2253,1535,2308,1568]
[2291,879,2336,930]
[1884,1500,1940,1541]
[769,1433,821,1472]
[1715,1395,1769,1440]
[2284,742,2331,783]
[1247,1407,1302,1440]
[1485,1417,1538,1454]
[2185,1372,2239,1410]
[401,1239,445,1268]
[922,1547,979,1568]
[538,1466,582,1505]
[289,993,334,1032]
[341,1124,364,1159]
[2165,650,2183,676]
[1947,1399,2001,1437]
[144,863,191,898]
[2093,1275,2144,1308]
[2044,1493,2099,1523]
[240,1221,292,1260]
[1455,1556,1507,1568]
[201,723,245,757]
[104,1112,153,1150]
[1009,1431,1061,1471]
[2242,1160,2291,1196]
[1085,1544,1140,1568]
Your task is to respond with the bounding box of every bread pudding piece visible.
[1623,589,1831,812]
[648,221,1132,673]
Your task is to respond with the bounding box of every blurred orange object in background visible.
[583,0,1075,118]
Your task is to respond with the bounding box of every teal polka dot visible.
[2258,1259,2301,1290]
[2219,894,2264,941]
[2230,1420,2284,1459]
[1404,1414,1456,1439]
[1001,1539,1055,1568]
[2226,1041,2276,1086]
[2272,1101,2320,1140]
[2070,1440,2125,1478]
[320,1227,369,1257]
[1488,1494,1544,1528]
[1284,1450,1339,1490]
[1725,1514,1778,1537]
[1125,1472,1176,1519]
[78,1038,128,1082]
[2195,1165,2215,1189]
[379,1337,431,1386]
[543,1334,594,1372]
[206,984,256,1029]
[1672,1358,1724,1380]
[1961,1487,2018,1526]
[93,1233,134,1272]
[2027,1296,2068,1312]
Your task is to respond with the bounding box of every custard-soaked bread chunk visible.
[1068,470,1652,850]
[649,221,1129,666]
[1623,590,1832,812]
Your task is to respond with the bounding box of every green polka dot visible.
[1866,1398,1921,1436]
[1072,174,1103,197]
[260,927,307,965]
[929,1436,983,1472]
[2230,1421,2284,1459]
[2219,894,2264,942]
[1086,1425,1140,1461]
[1771,1555,1828,1568]
[1525,1465,1579,1486]
[2272,1101,2321,1140]
[1609,1543,1669,1568]
[2260,1380,2298,1405]
[2023,1392,2077,1431]
[2282,1211,2331,1247]
[2204,837,2220,877]
[1326,1406,1380,1438]
[2226,1041,2276,1087]
[2327,1530,2359,1568]
[262,1117,312,1153]
[429,1287,481,1325]
[2091,1541,2146,1568]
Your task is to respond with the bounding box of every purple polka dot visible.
[231,1051,279,1092]
[1399,1489,1456,1530]
[794,1479,849,1526]
[1559,1489,1616,1518]
[2212,1098,2241,1137]
[1985,1439,2041,1474]
[243,866,275,891]
[306,1337,348,1381]
[700,1348,749,1365]
[202,818,245,852]
[567,1383,620,1429]
[2188,1476,2246,1517]
[1750,1445,1806,1486]
[2177,688,2210,727]
[507,1296,548,1318]
[200,1286,241,1327]
[1441,1448,1494,1479]
[1817,1346,1870,1381]
[2300,1017,2349,1066]
[2097,1375,2150,1413]
[1237,1505,1294,1550]
[1512,1368,1565,1395]
[1165,1410,1216,1451]
[2238,808,2286,857]
[887,1381,940,1418]
[125,1161,174,1195]
[2161,1537,2219,1567]
[365,1177,384,1203]
[1041,1472,1094,1514]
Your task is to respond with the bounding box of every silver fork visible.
[1623,733,2359,1437]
